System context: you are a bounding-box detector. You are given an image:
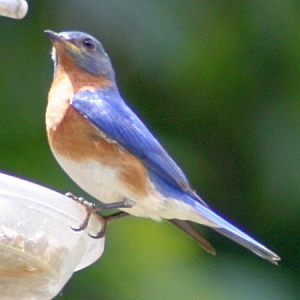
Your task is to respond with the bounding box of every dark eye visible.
[83,38,95,49]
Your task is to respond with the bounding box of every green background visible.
[1,1,299,299]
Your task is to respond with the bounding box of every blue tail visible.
[150,170,280,264]
[191,200,280,264]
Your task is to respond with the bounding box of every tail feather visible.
[213,226,280,265]
[188,201,281,264]
[170,219,216,255]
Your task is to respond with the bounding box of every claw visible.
[89,211,129,239]
[65,193,131,238]
[71,210,93,232]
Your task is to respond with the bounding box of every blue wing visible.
[71,87,193,193]
[71,88,280,264]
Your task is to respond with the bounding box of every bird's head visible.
[45,30,114,79]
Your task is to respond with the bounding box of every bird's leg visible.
[65,192,134,210]
[90,211,129,239]
[65,193,132,238]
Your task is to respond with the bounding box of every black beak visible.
[44,30,67,44]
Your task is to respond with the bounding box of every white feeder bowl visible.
[0,172,105,300]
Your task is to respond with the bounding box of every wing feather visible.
[71,88,191,192]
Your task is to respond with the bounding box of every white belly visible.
[52,151,217,226]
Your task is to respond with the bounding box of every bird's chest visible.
[46,93,150,206]
[46,72,119,168]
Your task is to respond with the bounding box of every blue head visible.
[45,30,115,80]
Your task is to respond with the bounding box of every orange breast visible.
[46,54,149,197]
[49,106,149,197]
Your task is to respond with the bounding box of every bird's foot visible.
[65,193,132,238]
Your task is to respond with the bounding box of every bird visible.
[44,29,280,264]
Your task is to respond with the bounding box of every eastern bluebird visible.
[45,30,280,264]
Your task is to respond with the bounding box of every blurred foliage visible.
[1,0,300,299]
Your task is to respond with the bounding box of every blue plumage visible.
[71,87,280,264]
[71,88,191,192]
[46,29,280,264]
